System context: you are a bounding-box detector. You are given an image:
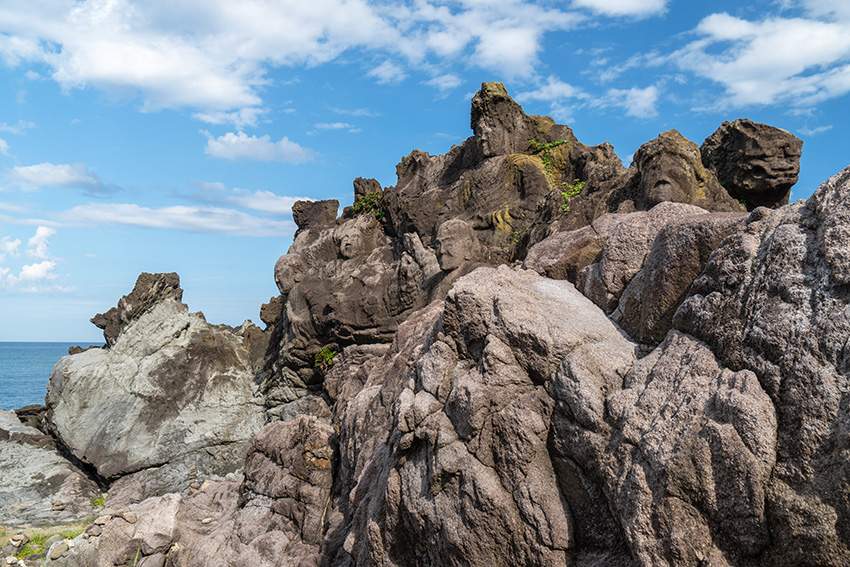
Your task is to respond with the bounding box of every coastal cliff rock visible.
[45,273,269,502]
[27,83,850,567]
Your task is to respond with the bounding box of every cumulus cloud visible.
[4,162,117,193]
[598,85,660,118]
[516,76,590,122]
[425,74,462,92]
[0,0,588,118]
[572,0,668,18]
[670,12,850,108]
[0,138,8,156]
[0,226,68,293]
[368,61,407,85]
[27,226,56,259]
[59,203,297,237]
[201,130,316,163]
[0,235,21,262]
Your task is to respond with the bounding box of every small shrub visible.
[561,179,585,212]
[314,347,337,373]
[91,493,106,507]
[351,191,385,221]
[16,533,48,559]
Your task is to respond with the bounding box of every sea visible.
[0,342,103,411]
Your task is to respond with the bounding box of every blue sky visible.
[1,0,848,342]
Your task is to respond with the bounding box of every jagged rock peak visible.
[470,81,576,158]
[701,118,802,210]
[90,272,182,347]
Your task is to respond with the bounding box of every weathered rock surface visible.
[0,410,100,525]
[621,129,744,213]
[578,201,708,314]
[612,211,747,345]
[28,82,845,567]
[673,165,850,566]
[45,273,269,500]
[701,118,803,209]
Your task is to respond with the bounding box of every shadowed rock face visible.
[701,118,802,210]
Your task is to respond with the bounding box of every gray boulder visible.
[701,118,803,209]
[0,410,100,525]
[46,273,268,500]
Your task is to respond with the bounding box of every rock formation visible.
[701,118,803,210]
[44,273,270,504]
[9,82,849,567]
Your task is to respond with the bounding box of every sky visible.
[0,0,848,342]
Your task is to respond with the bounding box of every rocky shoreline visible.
[2,82,847,567]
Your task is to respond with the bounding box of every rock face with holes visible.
[701,118,803,209]
[45,273,269,501]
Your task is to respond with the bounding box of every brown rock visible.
[701,118,802,209]
[291,199,339,231]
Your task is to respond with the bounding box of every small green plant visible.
[528,139,571,192]
[351,191,385,221]
[561,179,586,212]
[16,533,48,559]
[91,493,106,507]
[314,346,337,373]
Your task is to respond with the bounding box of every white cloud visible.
[193,182,307,215]
[599,85,660,118]
[798,124,833,135]
[310,122,361,134]
[0,138,8,156]
[60,203,297,237]
[0,120,35,135]
[193,107,267,128]
[368,61,407,84]
[27,226,56,259]
[0,0,588,116]
[201,130,316,163]
[516,76,590,121]
[671,13,850,108]
[329,106,379,117]
[4,162,116,193]
[425,74,462,92]
[0,235,21,263]
[572,0,668,18]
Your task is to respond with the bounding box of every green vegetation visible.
[528,139,568,187]
[314,346,337,373]
[16,533,48,559]
[561,179,586,212]
[351,191,385,221]
[91,493,106,507]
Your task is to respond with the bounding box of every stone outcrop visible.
[0,410,100,526]
[23,82,850,567]
[701,118,803,210]
[45,273,269,501]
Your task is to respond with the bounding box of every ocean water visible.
[0,342,103,411]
